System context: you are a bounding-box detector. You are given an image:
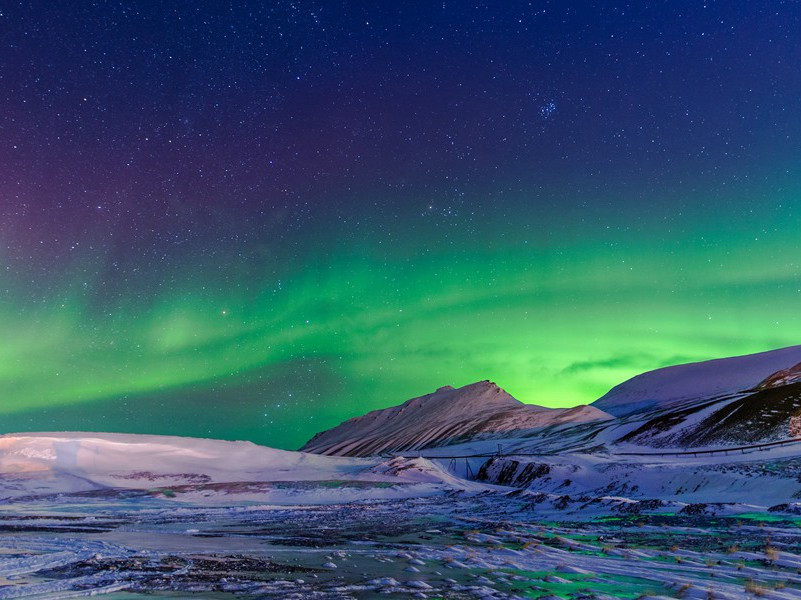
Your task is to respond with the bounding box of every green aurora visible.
[3,178,801,449]
[4,2,801,448]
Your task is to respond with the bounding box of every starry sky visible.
[3,2,801,449]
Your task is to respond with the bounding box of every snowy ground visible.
[2,488,801,599]
[3,433,801,598]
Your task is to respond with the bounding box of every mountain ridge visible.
[591,345,801,417]
[300,380,612,456]
[303,345,801,456]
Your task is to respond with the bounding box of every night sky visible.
[3,2,801,449]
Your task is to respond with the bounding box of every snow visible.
[0,432,470,503]
[592,345,801,416]
[3,492,800,599]
[6,348,801,596]
[9,426,801,514]
[301,380,611,456]
[473,442,801,509]
[0,431,363,481]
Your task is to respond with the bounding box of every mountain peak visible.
[462,379,507,393]
[441,380,519,404]
[301,381,610,456]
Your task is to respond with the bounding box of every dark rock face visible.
[477,458,521,485]
[679,382,801,445]
[679,503,711,516]
[619,382,801,448]
[757,361,801,390]
[476,457,551,487]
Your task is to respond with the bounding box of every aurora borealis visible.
[3,3,801,448]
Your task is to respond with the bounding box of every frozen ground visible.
[2,487,801,599]
[4,433,801,597]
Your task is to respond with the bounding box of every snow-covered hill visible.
[301,380,612,456]
[599,349,801,449]
[0,432,478,501]
[592,345,801,417]
[475,443,801,509]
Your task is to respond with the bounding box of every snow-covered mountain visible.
[596,347,801,448]
[302,346,801,457]
[592,345,801,417]
[7,345,801,506]
[300,380,612,456]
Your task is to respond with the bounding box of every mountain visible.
[300,380,612,456]
[303,346,801,457]
[592,345,801,417]
[615,379,801,448]
[600,347,801,448]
